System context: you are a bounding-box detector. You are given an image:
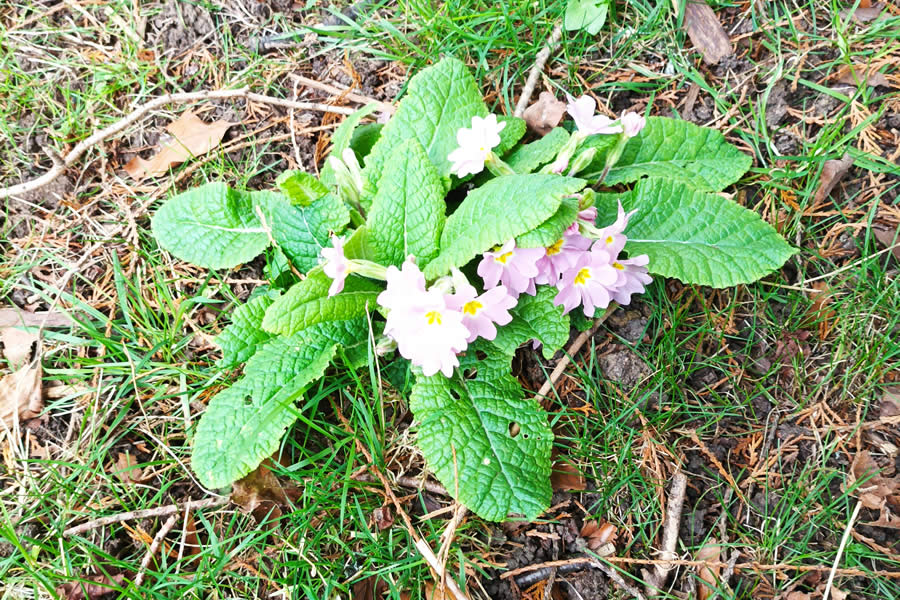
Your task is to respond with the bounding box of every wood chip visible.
[523,91,567,136]
[678,0,732,65]
[551,459,586,491]
[813,153,854,205]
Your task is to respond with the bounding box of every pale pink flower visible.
[447,114,506,177]
[448,270,517,342]
[592,200,634,255]
[565,206,598,235]
[620,111,646,138]
[534,231,592,285]
[609,255,652,305]
[565,94,623,135]
[322,235,350,296]
[549,155,569,174]
[477,239,544,296]
[554,244,622,317]
[377,259,469,377]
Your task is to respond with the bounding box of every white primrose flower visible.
[447,114,506,177]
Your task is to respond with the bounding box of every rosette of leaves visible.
[150,57,795,521]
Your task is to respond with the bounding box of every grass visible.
[2,0,900,598]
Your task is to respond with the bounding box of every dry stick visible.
[822,500,863,600]
[642,471,688,596]
[64,496,228,537]
[501,556,900,580]
[536,303,617,405]
[0,88,355,200]
[514,23,564,118]
[334,409,470,600]
[134,514,178,587]
[288,73,396,115]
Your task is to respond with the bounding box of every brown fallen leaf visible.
[57,574,126,600]
[112,452,145,484]
[872,224,900,261]
[783,592,810,600]
[696,539,722,600]
[833,64,893,88]
[2,326,38,368]
[805,282,836,340]
[813,153,854,205]
[231,461,300,525]
[580,519,617,551]
[676,0,732,65]
[523,91,567,136]
[840,1,884,23]
[551,459,586,491]
[352,576,389,600]
[0,308,71,328]
[881,387,900,418]
[847,450,900,511]
[424,582,447,600]
[372,505,394,530]
[124,111,234,180]
[0,325,42,428]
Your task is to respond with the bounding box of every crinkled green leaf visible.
[252,191,350,274]
[492,287,569,359]
[565,0,610,34]
[497,116,527,156]
[343,225,377,261]
[262,269,381,336]
[215,290,280,368]
[193,318,368,488]
[363,58,487,200]
[516,196,580,248]
[366,139,446,266]
[614,177,797,287]
[151,182,269,269]
[507,127,570,173]
[586,117,752,191]
[410,349,552,520]
[321,103,379,189]
[424,174,585,279]
[276,171,329,206]
[349,122,383,159]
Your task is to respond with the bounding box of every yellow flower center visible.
[613,262,624,270]
[574,268,592,285]
[495,251,514,264]
[426,310,443,325]
[463,300,483,316]
[605,235,614,245]
[546,238,565,256]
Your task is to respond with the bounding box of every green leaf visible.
[409,350,552,520]
[492,287,569,360]
[252,191,350,274]
[349,122,384,159]
[276,171,329,206]
[507,127,570,173]
[321,103,379,189]
[151,182,269,269]
[565,0,610,35]
[424,174,586,279]
[587,117,753,191]
[615,177,797,287]
[193,318,369,488]
[496,116,527,156]
[516,196,580,248]
[366,139,446,266]
[363,58,488,195]
[262,269,381,336]
[343,225,377,261]
[215,290,280,368]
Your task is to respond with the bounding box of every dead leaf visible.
[840,1,884,22]
[124,111,234,180]
[113,452,145,484]
[0,354,42,429]
[0,308,71,328]
[551,460,586,491]
[872,224,900,261]
[372,505,394,530]
[783,593,810,600]
[231,461,300,525]
[848,450,900,511]
[57,574,126,600]
[813,153,854,205]
[805,282,836,340]
[352,576,389,600]
[1,326,38,368]
[580,519,617,551]
[833,64,893,88]
[880,387,900,418]
[424,582,447,600]
[696,539,721,600]
[678,0,732,65]
[523,91,567,136]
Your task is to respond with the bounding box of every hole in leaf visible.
[464,367,477,379]
[475,350,487,361]
[509,422,520,437]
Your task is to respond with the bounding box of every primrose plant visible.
[151,58,795,521]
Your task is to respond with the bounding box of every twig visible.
[822,500,863,600]
[537,303,617,406]
[514,23,564,118]
[642,471,688,596]
[591,560,648,600]
[64,496,228,537]
[288,73,396,115]
[134,514,177,587]
[0,88,354,200]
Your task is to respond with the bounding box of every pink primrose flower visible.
[322,235,351,297]
[609,255,652,306]
[554,243,622,317]
[565,94,623,136]
[448,270,517,342]
[620,111,646,138]
[477,239,544,297]
[447,114,506,178]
